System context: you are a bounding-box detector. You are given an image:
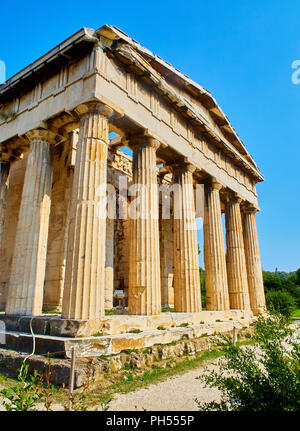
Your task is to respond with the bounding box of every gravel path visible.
[109,361,221,411]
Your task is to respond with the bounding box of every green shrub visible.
[266,290,296,317]
[196,313,300,411]
[1,364,42,411]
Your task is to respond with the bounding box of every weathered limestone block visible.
[204,179,230,310]
[110,356,123,372]
[225,193,250,310]
[242,204,266,314]
[130,353,146,369]
[6,130,55,316]
[62,103,113,320]
[128,136,161,315]
[172,161,201,312]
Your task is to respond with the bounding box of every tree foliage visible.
[266,291,296,317]
[263,270,300,308]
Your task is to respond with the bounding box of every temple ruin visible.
[0,25,266,356]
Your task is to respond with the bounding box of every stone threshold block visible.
[2,316,257,359]
[0,310,254,337]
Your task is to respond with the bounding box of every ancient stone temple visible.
[0,25,266,351]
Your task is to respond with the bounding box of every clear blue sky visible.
[1,0,299,272]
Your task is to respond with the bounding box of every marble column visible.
[203,179,230,310]
[225,193,250,310]
[242,204,266,314]
[62,103,113,320]
[0,161,10,248]
[105,217,114,309]
[128,136,161,315]
[172,162,201,312]
[6,130,55,315]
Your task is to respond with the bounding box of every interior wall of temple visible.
[159,216,174,308]
[43,140,74,311]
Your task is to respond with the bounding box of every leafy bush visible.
[195,313,300,411]
[1,364,42,411]
[266,290,296,317]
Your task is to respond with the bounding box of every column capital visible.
[128,134,161,152]
[242,202,260,214]
[225,191,243,205]
[25,128,66,146]
[204,177,223,192]
[74,102,114,119]
[167,157,196,176]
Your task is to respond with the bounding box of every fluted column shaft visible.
[242,206,266,314]
[6,131,54,315]
[225,194,250,310]
[62,104,113,320]
[128,137,161,315]
[0,161,10,248]
[172,163,201,312]
[203,180,230,310]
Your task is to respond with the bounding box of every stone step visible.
[1,316,256,359]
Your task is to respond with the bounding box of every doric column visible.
[242,204,266,314]
[128,136,161,315]
[225,193,250,310]
[62,103,113,320]
[172,161,201,312]
[6,130,57,315]
[203,179,230,310]
[105,217,114,310]
[0,161,10,248]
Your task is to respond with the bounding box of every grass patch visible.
[161,308,175,312]
[292,309,300,318]
[0,373,22,391]
[124,349,139,354]
[178,323,189,328]
[93,332,104,337]
[105,310,115,316]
